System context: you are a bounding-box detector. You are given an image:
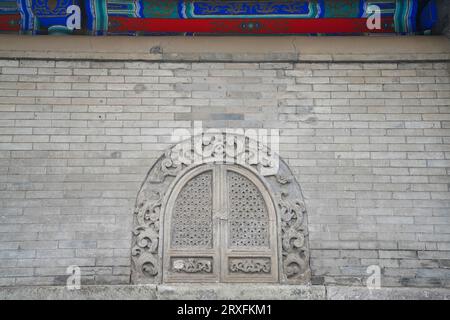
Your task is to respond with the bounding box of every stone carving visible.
[171,171,213,248]
[276,174,291,185]
[227,171,269,248]
[160,149,184,178]
[278,192,310,282]
[165,133,280,177]
[172,258,212,273]
[131,191,163,280]
[131,133,310,284]
[229,258,271,274]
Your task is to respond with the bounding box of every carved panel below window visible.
[229,258,271,274]
[171,258,213,274]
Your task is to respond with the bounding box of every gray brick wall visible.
[0,59,449,288]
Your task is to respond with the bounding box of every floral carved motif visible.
[278,192,310,282]
[172,258,212,273]
[229,258,271,274]
[131,191,163,281]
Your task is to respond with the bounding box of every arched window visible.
[131,133,310,285]
[163,164,278,283]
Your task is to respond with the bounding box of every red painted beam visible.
[108,17,395,34]
[0,14,21,32]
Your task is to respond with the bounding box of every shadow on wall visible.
[436,0,450,37]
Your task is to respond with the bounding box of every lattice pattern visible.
[227,171,269,247]
[171,171,213,248]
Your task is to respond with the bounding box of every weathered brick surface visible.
[0,59,449,288]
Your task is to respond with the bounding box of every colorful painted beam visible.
[0,0,437,36]
[108,17,395,34]
[0,14,21,32]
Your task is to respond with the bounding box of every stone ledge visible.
[0,284,448,300]
[327,286,450,300]
[157,284,325,300]
[0,35,449,62]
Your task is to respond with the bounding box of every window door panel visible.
[164,165,278,283]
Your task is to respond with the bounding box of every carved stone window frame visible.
[162,163,279,283]
[131,133,311,285]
